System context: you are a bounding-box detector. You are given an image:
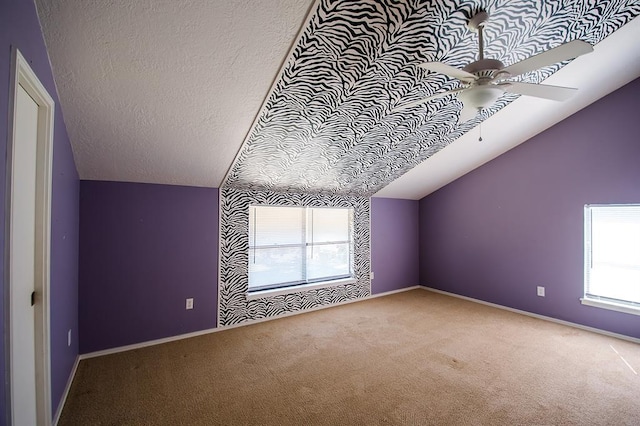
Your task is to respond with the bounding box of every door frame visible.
[5,48,54,426]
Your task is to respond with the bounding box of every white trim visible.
[246,278,357,301]
[52,356,79,426]
[81,285,420,360]
[421,286,640,344]
[80,327,227,360]
[368,285,420,299]
[581,298,640,317]
[7,49,55,426]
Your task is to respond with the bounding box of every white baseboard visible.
[53,355,80,426]
[80,326,222,360]
[53,284,636,421]
[370,285,421,298]
[421,286,640,344]
[80,285,420,360]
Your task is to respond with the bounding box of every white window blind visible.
[248,206,353,291]
[584,204,640,309]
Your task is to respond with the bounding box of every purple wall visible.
[419,77,640,339]
[79,181,218,353]
[371,197,419,294]
[1,0,80,421]
[79,186,416,352]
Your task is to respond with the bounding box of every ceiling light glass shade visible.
[458,85,504,110]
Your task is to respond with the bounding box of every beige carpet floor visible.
[59,289,640,425]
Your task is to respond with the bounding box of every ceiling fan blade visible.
[458,104,478,123]
[391,87,466,113]
[502,40,593,78]
[501,81,577,101]
[419,62,477,83]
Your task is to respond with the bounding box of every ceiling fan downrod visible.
[478,25,484,60]
[392,9,593,121]
[468,11,489,61]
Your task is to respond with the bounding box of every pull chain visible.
[479,121,483,142]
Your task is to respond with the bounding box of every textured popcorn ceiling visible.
[36,1,640,197]
[35,0,314,187]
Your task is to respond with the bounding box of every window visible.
[248,206,353,293]
[583,204,640,315]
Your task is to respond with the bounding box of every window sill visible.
[247,277,357,301]
[581,298,640,317]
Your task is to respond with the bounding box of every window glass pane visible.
[306,243,351,281]
[591,211,640,267]
[586,205,640,305]
[310,208,351,243]
[248,246,304,289]
[248,205,354,291]
[250,206,304,246]
[589,266,640,302]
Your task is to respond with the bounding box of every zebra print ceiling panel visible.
[224,0,639,196]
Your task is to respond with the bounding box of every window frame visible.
[247,205,355,296]
[581,203,640,316]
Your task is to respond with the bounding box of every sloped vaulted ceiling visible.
[224,0,639,196]
[36,1,639,197]
[35,0,315,187]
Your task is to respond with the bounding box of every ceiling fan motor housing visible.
[394,11,593,116]
[463,58,506,78]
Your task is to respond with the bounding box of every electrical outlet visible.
[186,298,194,310]
[537,286,545,297]
[67,329,71,347]
[370,271,375,280]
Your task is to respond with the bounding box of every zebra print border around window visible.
[223,0,639,196]
[218,187,370,326]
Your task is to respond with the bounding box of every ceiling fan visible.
[393,11,594,122]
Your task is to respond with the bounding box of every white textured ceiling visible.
[36,0,314,187]
[36,1,640,197]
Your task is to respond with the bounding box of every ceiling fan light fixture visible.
[394,11,593,114]
[458,85,503,110]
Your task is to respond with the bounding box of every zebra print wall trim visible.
[218,188,370,326]
[223,0,639,196]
